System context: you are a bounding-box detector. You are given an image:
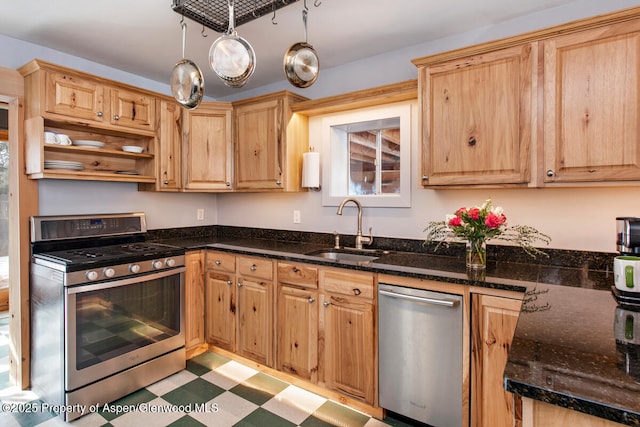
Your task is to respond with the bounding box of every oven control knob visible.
[152,260,164,269]
[86,270,99,281]
[165,258,176,267]
[129,264,141,273]
[103,268,116,278]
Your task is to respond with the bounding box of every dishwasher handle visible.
[379,288,460,308]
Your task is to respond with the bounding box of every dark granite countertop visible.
[505,282,640,426]
[156,232,635,425]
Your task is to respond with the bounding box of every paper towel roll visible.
[302,151,320,189]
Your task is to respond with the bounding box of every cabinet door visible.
[321,293,375,405]
[185,251,205,352]
[471,294,522,427]
[44,70,105,123]
[234,98,283,190]
[110,87,156,131]
[236,277,273,366]
[543,20,640,183]
[205,270,236,351]
[183,102,233,191]
[420,44,533,186]
[157,99,182,191]
[277,285,318,382]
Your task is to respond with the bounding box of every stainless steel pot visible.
[170,22,204,109]
[284,8,319,88]
[209,0,255,88]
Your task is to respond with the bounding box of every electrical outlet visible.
[293,210,301,224]
[197,209,204,221]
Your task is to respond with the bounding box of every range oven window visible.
[74,273,181,370]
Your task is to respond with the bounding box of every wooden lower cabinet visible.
[204,251,274,367]
[184,251,205,357]
[319,268,376,406]
[471,292,523,427]
[276,261,319,382]
[277,285,319,381]
[522,398,625,427]
[236,276,273,366]
[205,268,236,351]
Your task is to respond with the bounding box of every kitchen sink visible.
[305,248,386,263]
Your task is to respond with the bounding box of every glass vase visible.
[466,239,487,270]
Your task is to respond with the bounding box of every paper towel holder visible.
[302,147,321,191]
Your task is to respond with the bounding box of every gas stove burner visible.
[68,249,105,258]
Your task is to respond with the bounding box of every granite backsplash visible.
[147,225,617,273]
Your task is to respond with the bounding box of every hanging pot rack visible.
[172,0,301,33]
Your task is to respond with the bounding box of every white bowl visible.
[122,146,144,153]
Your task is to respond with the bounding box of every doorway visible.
[0,104,7,390]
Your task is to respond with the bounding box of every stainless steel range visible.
[30,213,186,421]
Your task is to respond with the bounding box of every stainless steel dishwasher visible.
[378,283,463,426]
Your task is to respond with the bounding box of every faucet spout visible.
[336,197,372,249]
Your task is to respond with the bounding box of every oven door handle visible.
[66,267,186,294]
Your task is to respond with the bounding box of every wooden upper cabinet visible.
[43,70,106,124]
[21,60,156,132]
[156,98,182,191]
[417,43,534,186]
[233,91,309,191]
[109,87,155,131]
[543,19,640,183]
[182,102,233,191]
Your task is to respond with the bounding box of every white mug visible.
[614,256,640,292]
[43,131,58,144]
[55,134,72,145]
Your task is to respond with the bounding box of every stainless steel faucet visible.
[336,197,373,250]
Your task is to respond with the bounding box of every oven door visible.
[65,267,185,392]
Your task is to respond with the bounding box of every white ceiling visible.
[1,0,588,99]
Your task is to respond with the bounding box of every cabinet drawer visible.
[321,269,374,299]
[278,262,318,289]
[238,256,273,280]
[206,251,236,273]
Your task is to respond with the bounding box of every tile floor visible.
[0,313,409,427]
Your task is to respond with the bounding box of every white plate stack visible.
[44,160,84,171]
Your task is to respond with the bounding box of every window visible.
[319,103,412,207]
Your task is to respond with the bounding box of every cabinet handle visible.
[225,182,231,187]
[96,111,103,117]
[308,297,315,303]
[323,301,330,307]
[215,260,221,266]
[113,114,120,121]
[353,288,362,296]
[163,180,169,185]
[276,180,282,186]
[250,264,257,272]
[237,281,243,287]
[226,280,233,286]
[546,169,555,177]
[421,175,428,181]
[292,266,300,273]
[468,136,477,146]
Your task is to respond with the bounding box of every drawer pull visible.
[323,301,330,307]
[308,297,315,303]
[96,111,103,117]
[353,288,362,296]
[250,264,257,272]
[215,260,221,266]
[113,114,120,121]
[226,280,233,286]
[292,266,300,273]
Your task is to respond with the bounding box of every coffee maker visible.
[617,217,640,255]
